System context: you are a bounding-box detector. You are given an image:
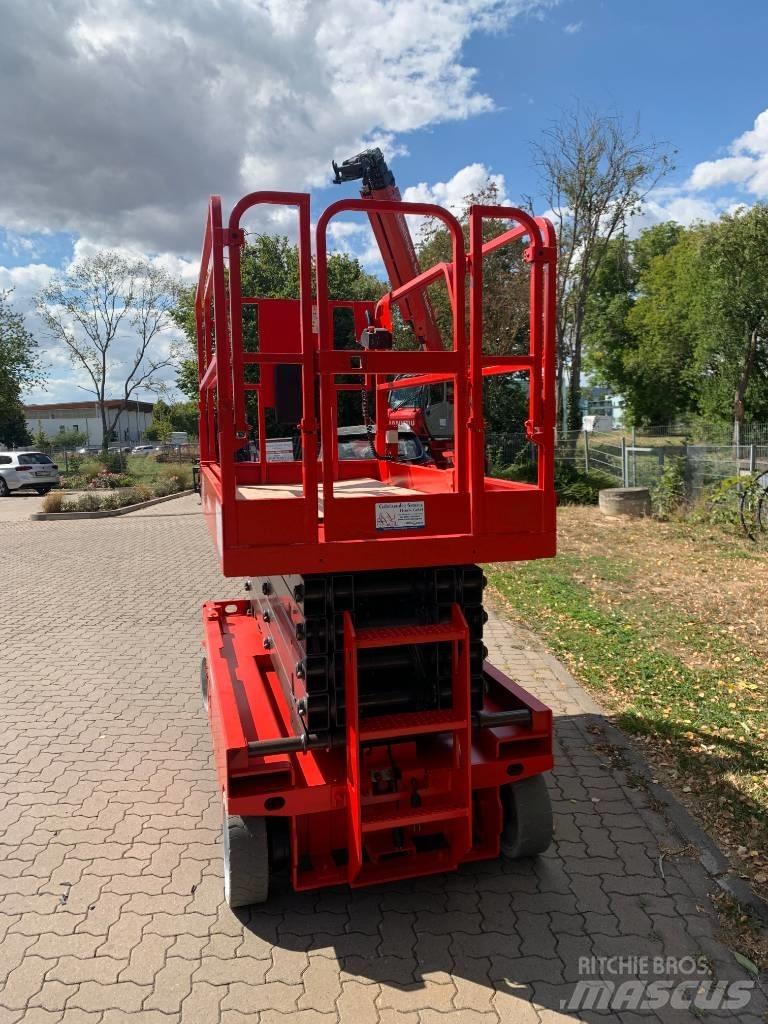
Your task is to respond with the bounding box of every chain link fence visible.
[487,424,768,500]
[0,442,200,474]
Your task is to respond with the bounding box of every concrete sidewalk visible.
[0,494,763,1022]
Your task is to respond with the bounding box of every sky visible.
[4,0,768,404]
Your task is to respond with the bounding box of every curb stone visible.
[30,489,194,521]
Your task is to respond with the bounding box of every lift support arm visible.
[332,148,443,351]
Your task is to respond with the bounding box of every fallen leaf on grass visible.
[733,951,759,976]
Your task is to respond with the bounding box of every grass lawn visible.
[488,507,768,902]
[125,455,194,484]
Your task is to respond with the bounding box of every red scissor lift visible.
[197,187,558,905]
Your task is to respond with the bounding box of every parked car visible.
[0,452,61,496]
[336,425,434,465]
[76,445,102,455]
[131,444,155,454]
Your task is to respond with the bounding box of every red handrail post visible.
[210,197,236,517]
[468,207,486,534]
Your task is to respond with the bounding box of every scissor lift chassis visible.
[195,187,558,903]
[203,594,553,896]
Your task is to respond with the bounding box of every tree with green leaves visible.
[145,398,198,441]
[0,289,43,448]
[533,107,673,431]
[584,207,768,431]
[37,252,179,449]
[622,227,704,425]
[694,204,768,435]
[28,426,89,449]
[583,222,688,425]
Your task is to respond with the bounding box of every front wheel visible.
[222,800,270,908]
[500,774,554,859]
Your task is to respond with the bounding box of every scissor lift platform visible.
[195,188,558,904]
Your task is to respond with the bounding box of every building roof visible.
[24,400,155,414]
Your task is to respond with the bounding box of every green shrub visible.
[494,462,538,484]
[556,464,617,505]
[61,475,87,489]
[41,491,64,513]
[159,464,192,490]
[99,492,125,511]
[690,476,744,530]
[79,459,105,483]
[100,451,128,472]
[68,454,84,474]
[75,494,102,512]
[493,460,616,505]
[122,485,153,506]
[650,457,686,520]
[86,471,133,490]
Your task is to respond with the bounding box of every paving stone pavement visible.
[0,493,765,1023]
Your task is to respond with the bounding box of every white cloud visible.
[2,0,559,401]
[733,109,768,156]
[0,0,554,255]
[402,162,509,213]
[563,21,582,33]
[70,238,199,282]
[685,108,768,198]
[628,108,768,234]
[0,262,57,299]
[687,156,756,191]
[631,195,716,235]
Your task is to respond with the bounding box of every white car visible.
[131,445,155,454]
[0,451,61,496]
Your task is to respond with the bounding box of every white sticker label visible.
[265,438,295,462]
[375,501,425,531]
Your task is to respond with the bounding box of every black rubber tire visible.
[500,774,554,859]
[200,657,209,712]
[0,478,9,497]
[223,805,270,908]
[35,486,52,495]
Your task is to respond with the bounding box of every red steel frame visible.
[197,191,557,891]
[203,597,553,890]
[195,193,557,578]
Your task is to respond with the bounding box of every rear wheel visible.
[35,486,52,495]
[222,799,270,908]
[500,774,554,859]
[200,657,209,712]
[0,478,9,497]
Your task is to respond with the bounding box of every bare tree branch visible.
[533,106,674,432]
[35,251,179,447]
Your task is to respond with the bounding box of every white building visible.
[23,400,155,446]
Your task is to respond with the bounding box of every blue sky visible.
[3,0,768,402]
[306,0,768,229]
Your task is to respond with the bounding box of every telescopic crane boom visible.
[332,148,443,351]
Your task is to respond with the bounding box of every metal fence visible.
[605,420,768,444]
[0,443,200,473]
[486,426,768,499]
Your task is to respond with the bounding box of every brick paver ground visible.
[1,494,764,1023]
